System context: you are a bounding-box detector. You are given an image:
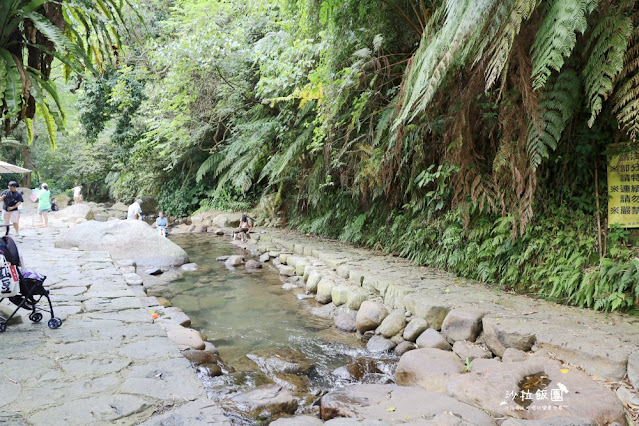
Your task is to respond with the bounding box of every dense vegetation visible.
[2,0,639,312]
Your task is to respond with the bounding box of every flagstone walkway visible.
[0,221,229,425]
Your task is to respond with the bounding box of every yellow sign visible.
[608,145,639,227]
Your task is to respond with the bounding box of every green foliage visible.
[197,187,253,213]
[0,0,132,144]
[394,0,500,126]
[582,4,633,126]
[156,174,206,218]
[291,195,639,312]
[613,13,639,139]
[527,69,581,169]
[26,0,639,315]
[482,0,541,90]
[531,0,600,90]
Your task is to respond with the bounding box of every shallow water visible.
[168,234,397,419]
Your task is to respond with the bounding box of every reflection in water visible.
[168,234,397,419]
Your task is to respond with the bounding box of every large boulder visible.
[54,193,70,208]
[395,348,464,392]
[222,384,297,419]
[316,278,336,304]
[55,220,189,268]
[320,384,495,425]
[377,309,406,338]
[447,357,626,423]
[403,295,450,330]
[482,316,536,357]
[415,328,452,351]
[355,301,388,333]
[441,308,486,343]
[51,203,94,221]
[191,209,224,226]
[211,213,244,228]
[403,318,429,342]
[111,202,129,213]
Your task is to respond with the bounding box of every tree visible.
[0,0,131,146]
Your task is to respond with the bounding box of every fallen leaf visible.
[559,368,570,374]
[386,407,396,412]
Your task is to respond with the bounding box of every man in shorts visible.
[0,182,24,235]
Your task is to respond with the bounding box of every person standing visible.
[72,183,83,203]
[127,199,143,220]
[0,182,24,235]
[36,183,51,227]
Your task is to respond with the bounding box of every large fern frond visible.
[394,0,500,127]
[483,0,541,90]
[613,12,639,139]
[0,49,22,116]
[37,102,56,149]
[527,69,581,169]
[583,2,634,127]
[196,155,219,183]
[27,68,66,125]
[259,124,313,184]
[531,0,601,90]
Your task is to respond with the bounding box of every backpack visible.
[0,236,21,266]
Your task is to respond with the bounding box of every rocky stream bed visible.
[1,203,638,425]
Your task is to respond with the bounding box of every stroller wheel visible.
[29,312,43,323]
[47,318,62,329]
[0,323,6,332]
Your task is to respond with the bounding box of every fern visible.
[22,10,76,56]
[196,155,219,183]
[25,118,34,145]
[482,0,541,90]
[37,102,56,149]
[527,69,581,169]
[27,69,66,125]
[613,14,639,139]
[582,4,634,127]
[531,0,600,90]
[210,116,279,194]
[394,0,500,126]
[0,48,21,115]
[259,124,313,184]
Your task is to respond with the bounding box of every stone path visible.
[0,223,229,425]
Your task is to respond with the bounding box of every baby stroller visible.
[0,236,61,332]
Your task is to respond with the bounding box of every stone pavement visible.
[247,229,639,388]
[0,224,229,425]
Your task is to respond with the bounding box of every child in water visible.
[156,212,168,237]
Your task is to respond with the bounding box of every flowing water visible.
[167,234,397,422]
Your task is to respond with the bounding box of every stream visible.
[167,234,398,423]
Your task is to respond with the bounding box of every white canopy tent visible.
[0,161,30,174]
